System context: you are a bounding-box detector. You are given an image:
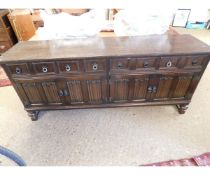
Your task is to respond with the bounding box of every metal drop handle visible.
[42,66,48,73]
[92,63,98,71]
[148,86,153,93]
[166,61,172,68]
[58,89,68,97]
[192,59,198,65]
[144,61,149,68]
[65,64,71,72]
[15,67,21,74]
[148,85,157,93]
[117,63,123,69]
[58,90,64,97]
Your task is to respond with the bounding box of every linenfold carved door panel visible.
[63,75,108,105]
[15,80,62,106]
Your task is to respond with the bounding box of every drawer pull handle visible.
[65,64,71,72]
[166,61,172,68]
[63,89,68,96]
[0,45,6,49]
[192,60,198,65]
[148,86,157,93]
[58,90,64,97]
[143,61,149,68]
[92,63,98,71]
[117,63,123,69]
[15,67,22,74]
[148,86,153,93]
[58,89,68,96]
[42,66,48,73]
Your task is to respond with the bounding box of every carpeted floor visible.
[0,28,210,166]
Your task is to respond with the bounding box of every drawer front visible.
[84,59,106,73]
[159,56,178,69]
[0,41,11,53]
[136,57,158,70]
[183,55,206,69]
[7,63,30,75]
[110,58,130,71]
[57,60,81,74]
[33,62,56,75]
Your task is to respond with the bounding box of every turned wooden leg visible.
[27,111,39,121]
[176,104,189,114]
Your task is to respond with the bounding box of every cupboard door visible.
[153,74,195,100]
[110,75,153,102]
[16,80,62,106]
[66,80,84,104]
[171,75,193,99]
[21,82,46,105]
[64,76,108,105]
[41,82,62,104]
[110,73,197,103]
[110,78,130,102]
[155,76,174,99]
[133,77,149,101]
[85,76,108,104]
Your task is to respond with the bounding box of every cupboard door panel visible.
[15,83,30,106]
[41,82,61,104]
[155,76,173,99]
[86,80,103,103]
[67,80,84,104]
[185,74,201,99]
[15,80,63,106]
[133,77,149,100]
[172,76,192,98]
[22,82,45,105]
[110,78,129,102]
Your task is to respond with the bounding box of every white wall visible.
[122,0,210,22]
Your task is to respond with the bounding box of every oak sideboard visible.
[1,34,210,121]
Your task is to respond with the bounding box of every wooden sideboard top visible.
[1,34,210,63]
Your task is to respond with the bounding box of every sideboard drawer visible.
[136,57,158,70]
[159,56,178,69]
[32,62,56,75]
[84,59,106,73]
[7,63,30,75]
[184,55,206,69]
[110,58,130,71]
[57,60,81,74]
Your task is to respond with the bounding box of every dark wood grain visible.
[0,34,210,120]
[1,34,210,63]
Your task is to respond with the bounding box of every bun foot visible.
[176,104,188,114]
[27,111,39,121]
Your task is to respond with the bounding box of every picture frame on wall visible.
[172,9,191,27]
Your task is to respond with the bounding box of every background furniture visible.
[7,9,36,41]
[0,10,17,55]
[0,34,210,121]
